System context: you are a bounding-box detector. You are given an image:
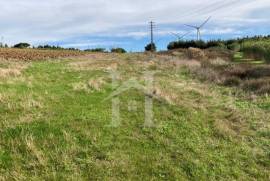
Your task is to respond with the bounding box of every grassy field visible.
[0,53,269,180]
[233,52,265,65]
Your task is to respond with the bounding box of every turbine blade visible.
[180,31,191,39]
[199,16,211,28]
[171,32,180,39]
[184,24,198,29]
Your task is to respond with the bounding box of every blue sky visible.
[1,0,270,51]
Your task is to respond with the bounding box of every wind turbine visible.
[185,17,211,41]
[171,31,191,41]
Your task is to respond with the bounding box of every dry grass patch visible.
[72,82,89,92]
[214,119,237,138]
[2,94,44,113]
[70,59,119,72]
[72,77,107,93]
[88,77,106,91]
[0,60,29,79]
[25,135,47,166]
[69,53,124,71]
[153,85,178,105]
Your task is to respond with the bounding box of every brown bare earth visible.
[0,48,85,61]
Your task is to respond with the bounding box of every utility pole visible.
[149,21,155,52]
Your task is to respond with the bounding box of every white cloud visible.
[0,0,269,47]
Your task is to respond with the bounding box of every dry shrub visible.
[171,51,185,57]
[173,59,200,69]
[257,84,270,95]
[190,66,222,83]
[225,65,249,78]
[204,48,234,61]
[208,58,229,66]
[244,66,270,78]
[153,54,201,70]
[242,78,270,94]
[166,48,270,95]
[187,48,206,60]
[222,76,241,86]
[223,65,270,80]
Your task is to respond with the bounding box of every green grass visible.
[233,52,265,65]
[0,54,269,180]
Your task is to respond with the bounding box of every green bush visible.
[242,40,270,62]
[167,40,227,50]
[84,48,106,53]
[145,43,156,52]
[111,48,126,53]
[13,43,30,49]
[227,42,241,52]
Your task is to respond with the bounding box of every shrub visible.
[244,66,270,78]
[257,84,270,94]
[37,45,64,50]
[145,43,157,52]
[14,43,30,49]
[84,48,106,53]
[167,40,226,50]
[242,78,270,92]
[187,48,205,60]
[111,48,126,53]
[227,42,241,52]
[242,40,270,62]
[222,76,241,86]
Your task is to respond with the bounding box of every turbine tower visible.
[185,17,211,41]
[171,31,191,41]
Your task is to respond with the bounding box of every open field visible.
[0,48,85,61]
[0,52,269,180]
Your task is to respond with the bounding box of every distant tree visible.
[14,43,30,49]
[145,43,156,52]
[37,44,64,50]
[4,44,8,48]
[84,48,106,52]
[37,44,80,50]
[111,48,126,53]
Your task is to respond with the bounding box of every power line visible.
[179,0,232,18]
[157,0,255,41]
[178,0,255,21]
